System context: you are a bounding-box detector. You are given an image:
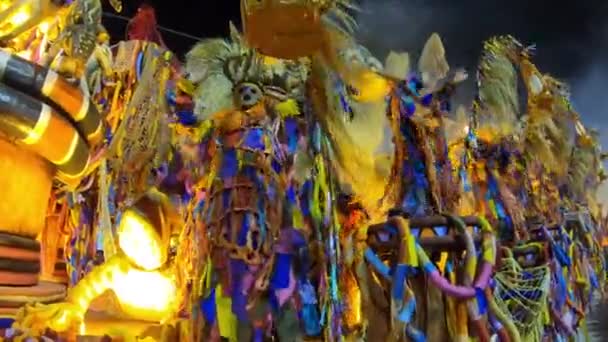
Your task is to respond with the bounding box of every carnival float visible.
[0,0,605,341]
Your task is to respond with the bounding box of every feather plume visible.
[522,73,575,179]
[309,56,392,222]
[567,130,602,203]
[185,23,258,119]
[475,36,520,137]
[185,38,237,119]
[418,33,450,89]
[186,22,310,119]
[384,51,410,81]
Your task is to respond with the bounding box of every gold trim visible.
[53,131,79,165]
[75,97,89,121]
[56,154,90,182]
[21,104,51,145]
[87,120,103,142]
[41,70,59,96]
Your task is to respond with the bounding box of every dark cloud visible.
[355,0,608,138]
[356,0,604,74]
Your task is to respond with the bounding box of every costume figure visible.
[184,25,311,341]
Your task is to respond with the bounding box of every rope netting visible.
[493,257,551,342]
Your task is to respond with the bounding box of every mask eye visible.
[234,82,263,109]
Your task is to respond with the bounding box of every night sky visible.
[101,0,608,135]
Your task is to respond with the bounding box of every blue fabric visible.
[104,125,113,142]
[284,118,298,154]
[286,185,297,205]
[364,248,391,279]
[136,51,144,80]
[167,91,177,106]
[495,202,507,219]
[299,281,318,304]
[220,149,238,178]
[404,100,416,117]
[475,287,488,315]
[200,287,217,325]
[269,291,280,311]
[271,253,292,289]
[554,244,572,267]
[488,313,503,331]
[398,117,432,216]
[421,94,433,107]
[337,81,354,116]
[301,304,322,336]
[0,318,13,329]
[392,264,409,299]
[312,124,322,153]
[231,291,248,321]
[271,158,282,174]
[256,193,267,246]
[410,227,421,237]
[460,167,472,192]
[230,259,248,321]
[434,226,448,236]
[397,297,416,323]
[237,214,250,246]
[291,229,306,249]
[300,181,312,216]
[590,268,599,289]
[445,260,453,274]
[406,325,427,342]
[254,328,264,342]
[423,261,437,274]
[242,128,265,150]
[177,110,198,126]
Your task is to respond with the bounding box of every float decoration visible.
[0,2,606,341]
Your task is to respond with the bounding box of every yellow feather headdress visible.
[474,36,521,140]
[475,36,577,180]
[568,129,602,204]
[185,23,309,120]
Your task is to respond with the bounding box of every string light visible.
[102,12,204,42]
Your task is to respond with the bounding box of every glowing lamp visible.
[117,193,172,271]
[241,0,327,59]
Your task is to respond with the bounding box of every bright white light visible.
[112,269,176,321]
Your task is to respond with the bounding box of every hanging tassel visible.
[554,243,572,267]
[364,248,391,279]
[215,284,237,341]
[271,254,293,289]
[299,281,322,336]
[284,118,299,154]
[97,159,117,259]
[475,287,488,315]
[201,287,217,325]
